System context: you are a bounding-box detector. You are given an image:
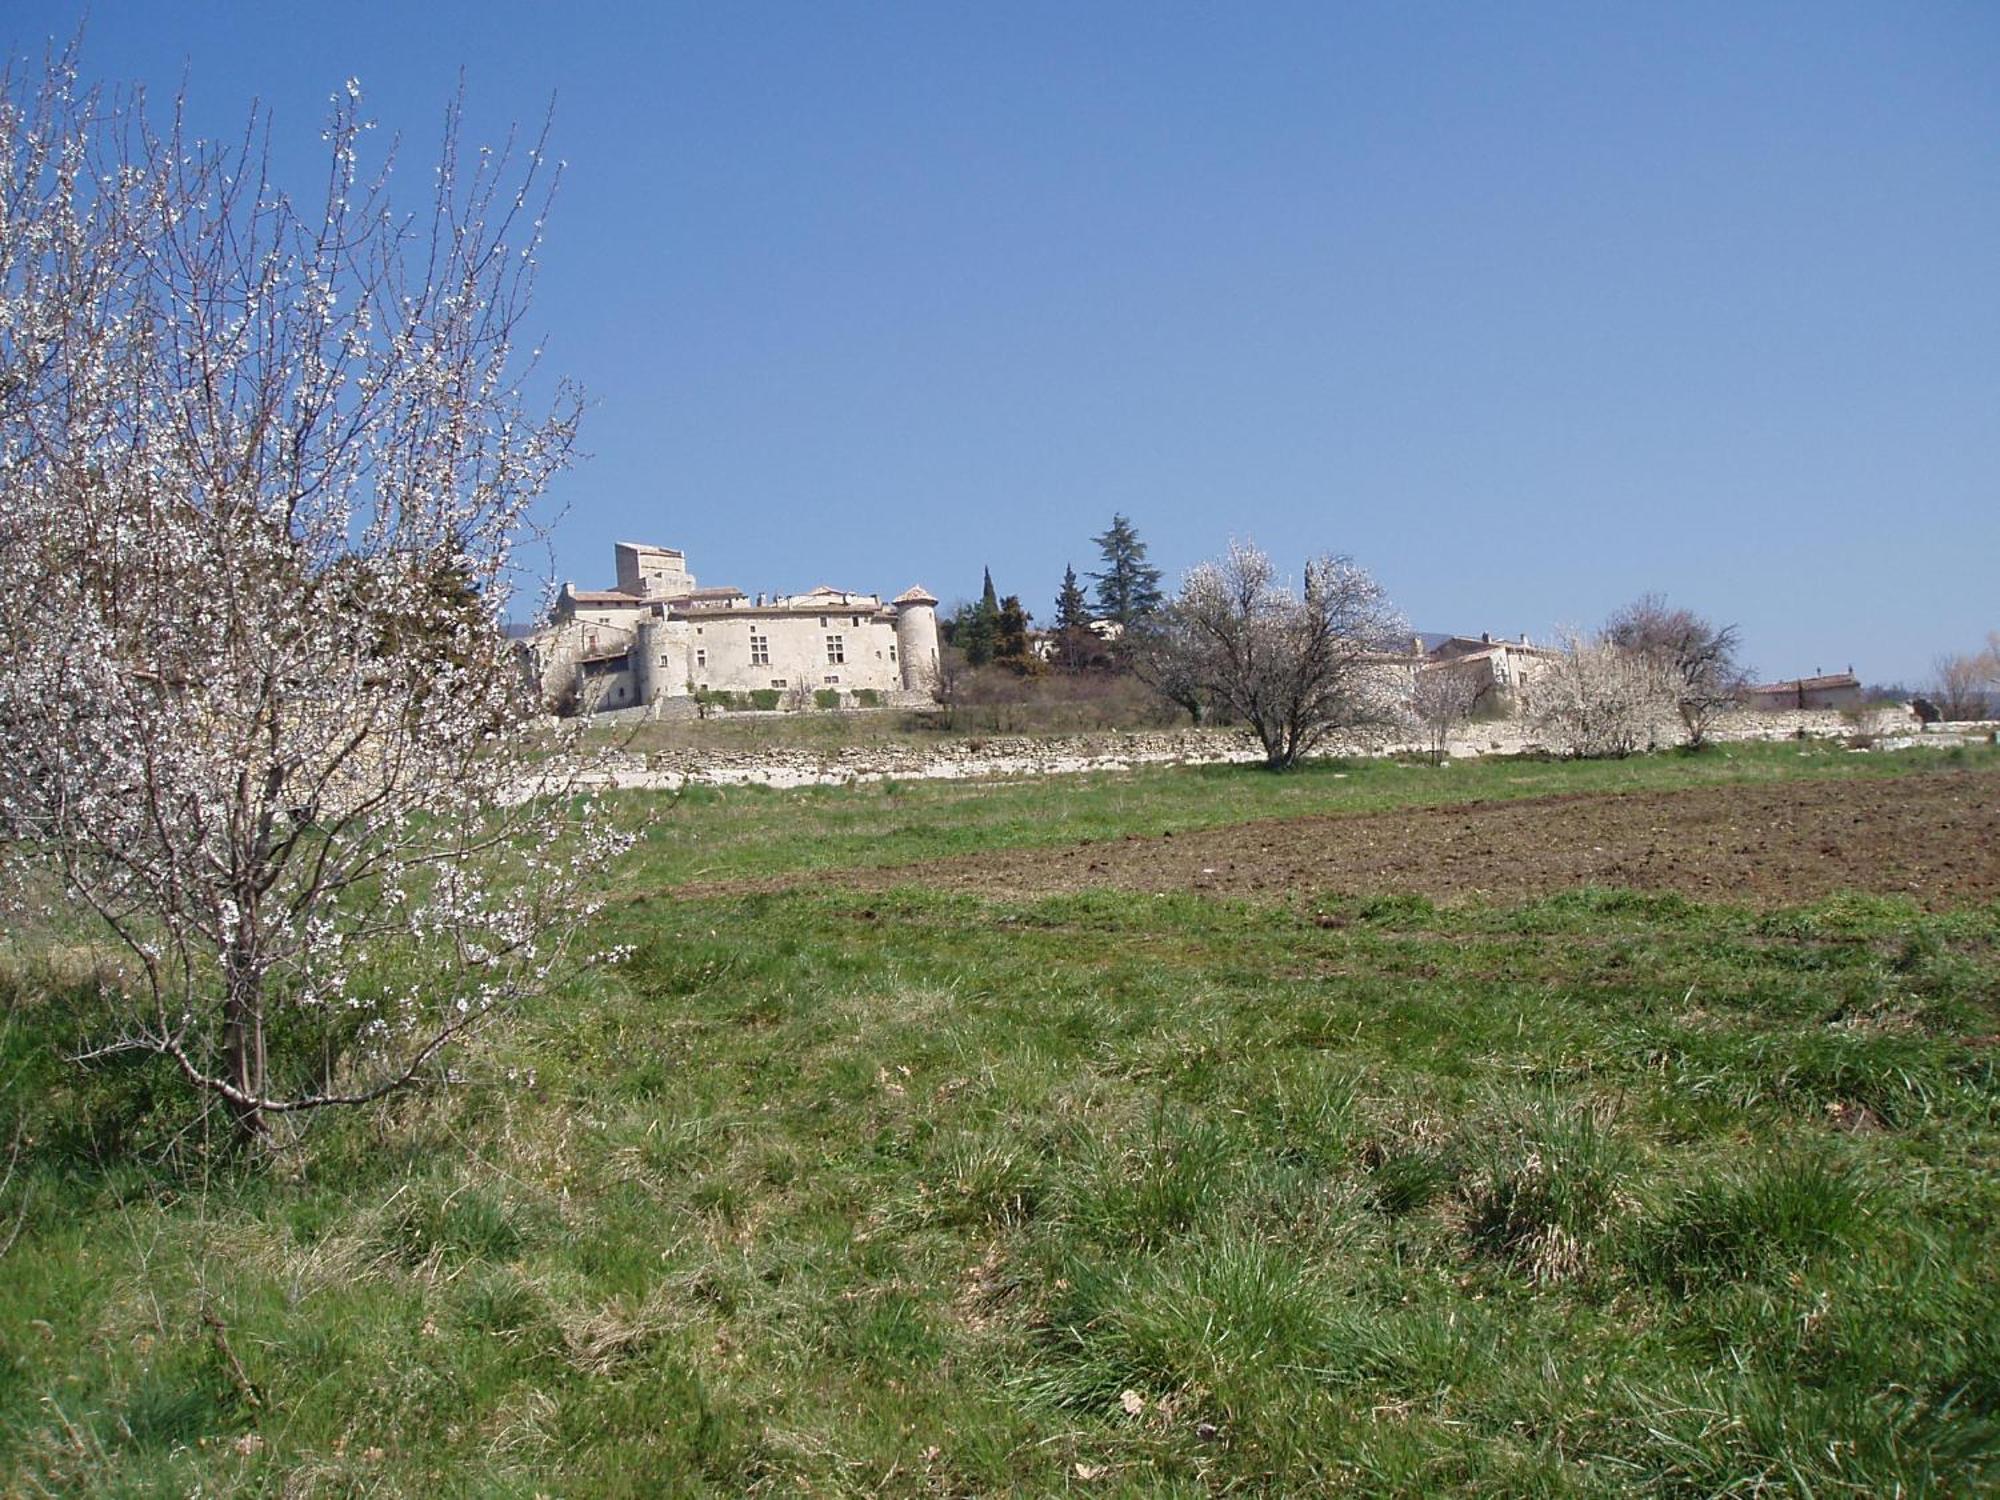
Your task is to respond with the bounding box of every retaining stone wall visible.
[569,705,1984,792]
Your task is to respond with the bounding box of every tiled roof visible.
[1748,673,1859,694]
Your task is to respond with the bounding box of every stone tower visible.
[632,608,667,710]
[615,542,693,599]
[892,587,941,693]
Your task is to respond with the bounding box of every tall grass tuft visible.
[1457,1098,1631,1284]
[1630,1155,1865,1291]
[1064,1115,1235,1248]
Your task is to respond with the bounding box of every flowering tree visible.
[1603,593,1747,749]
[1409,662,1486,765]
[1126,606,1211,725]
[1527,633,1673,759]
[0,51,626,1143]
[1157,540,1405,769]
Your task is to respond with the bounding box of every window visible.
[889,644,897,663]
[695,648,707,668]
[825,634,845,665]
[770,679,787,689]
[819,615,828,628]
[750,632,769,666]
[824,674,840,685]
[851,614,862,627]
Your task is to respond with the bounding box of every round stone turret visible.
[891,586,940,694]
[632,610,666,710]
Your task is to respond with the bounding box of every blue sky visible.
[11,2,1997,684]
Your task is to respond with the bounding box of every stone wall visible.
[574,705,1987,793]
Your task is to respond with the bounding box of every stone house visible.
[527,542,940,715]
[1743,671,1861,711]
[1418,633,1559,713]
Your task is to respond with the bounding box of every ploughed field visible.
[3,742,1997,1496]
[840,766,2000,909]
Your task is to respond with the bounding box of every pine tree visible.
[995,594,1034,672]
[1054,565,1091,634]
[981,567,999,613]
[1052,564,1097,672]
[1088,514,1164,626]
[950,601,997,667]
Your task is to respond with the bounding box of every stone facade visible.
[1743,672,1862,711]
[1418,634,1561,713]
[525,543,941,716]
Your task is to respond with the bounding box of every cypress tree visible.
[952,566,1004,667]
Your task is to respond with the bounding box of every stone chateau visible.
[526,542,941,715]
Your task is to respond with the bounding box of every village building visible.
[1416,633,1559,712]
[526,542,940,715]
[1742,671,1861,711]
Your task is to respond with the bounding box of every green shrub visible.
[813,689,841,711]
[852,688,881,707]
[748,689,780,711]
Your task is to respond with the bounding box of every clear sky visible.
[10,2,1997,685]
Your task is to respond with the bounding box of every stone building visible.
[1743,671,1861,712]
[527,542,940,715]
[1417,633,1559,712]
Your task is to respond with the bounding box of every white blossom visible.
[0,47,632,1142]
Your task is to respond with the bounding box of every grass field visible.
[1,742,1996,1494]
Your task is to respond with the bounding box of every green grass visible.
[0,747,1996,1493]
[625,736,1999,886]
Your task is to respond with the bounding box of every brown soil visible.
[839,768,2000,910]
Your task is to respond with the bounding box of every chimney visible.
[1481,632,1491,644]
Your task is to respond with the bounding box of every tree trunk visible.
[222,953,268,1141]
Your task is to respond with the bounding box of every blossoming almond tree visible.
[0,51,629,1143]
[1162,541,1406,769]
[1527,632,1674,759]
